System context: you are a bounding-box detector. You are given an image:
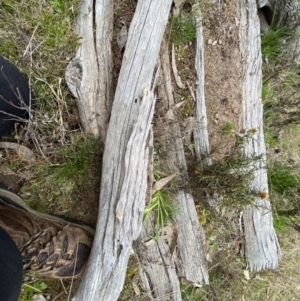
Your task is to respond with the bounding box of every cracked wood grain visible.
[65,0,113,141]
[240,0,281,272]
[72,1,173,300]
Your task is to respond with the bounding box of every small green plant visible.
[197,136,263,209]
[20,280,47,301]
[222,122,235,136]
[143,190,177,238]
[268,162,300,196]
[171,15,196,45]
[261,22,292,65]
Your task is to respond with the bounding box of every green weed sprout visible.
[20,280,47,301]
[171,15,196,45]
[143,190,177,238]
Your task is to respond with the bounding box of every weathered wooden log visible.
[240,0,281,271]
[135,129,182,301]
[193,8,211,166]
[134,37,183,300]
[158,38,209,285]
[173,191,209,284]
[65,0,113,140]
[72,1,173,300]
[136,218,182,301]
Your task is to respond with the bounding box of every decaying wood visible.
[72,1,172,300]
[135,129,182,301]
[136,219,182,301]
[158,38,209,285]
[0,142,35,161]
[173,191,208,284]
[240,0,281,271]
[193,9,211,166]
[171,44,185,89]
[134,30,209,300]
[65,0,113,140]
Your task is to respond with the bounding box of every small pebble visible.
[208,39,213,44]
[212,40,218,46]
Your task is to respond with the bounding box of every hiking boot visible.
[0,186,94,279]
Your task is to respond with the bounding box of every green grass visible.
[0,0,79,144]
[20,134,99,213]
[196,135,262,210]
[221,121,235,136]
[261,23,292,65]
[20,280,47,301]
[268,163,300,196]
[171,15,196,45]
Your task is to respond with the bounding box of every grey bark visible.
[135,128,182,301]
[72,1,173,300]
[136,219,182,301]
[134,33,209,301]
[65,0,113,141]
[193,9,211,167]
[240,0,281,271]
[157,38,209,285]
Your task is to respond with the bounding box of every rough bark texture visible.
[173,191,208,284]
[136,219,182,301]
[65,0,113,140]
[193,9,211,166]
[135,127,181,301]
[134,33,209,300]
[240,0,281,271]
[157,38,209,285]
[72,1,173,300]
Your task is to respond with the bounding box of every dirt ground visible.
[201,0,243,159]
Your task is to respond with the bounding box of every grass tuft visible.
[196,135,262,210]
[268,162,300,197]
[21,134,100,214]
[143,189,177,238]
[171,15,196,45]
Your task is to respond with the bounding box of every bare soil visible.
[202,1,243,159]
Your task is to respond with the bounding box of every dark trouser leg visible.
[0,54,33,138]
[0,226,23,301]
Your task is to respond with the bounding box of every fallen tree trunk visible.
[240,0,281,271]
[135,29,209,299]
[72,1,173,300]
[65,0,113,140]
[155,37,209,285]
[136,218,182,301]
[193,9,211,167]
